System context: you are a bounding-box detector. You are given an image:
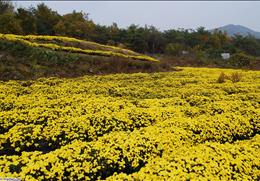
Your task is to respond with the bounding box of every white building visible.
[221,53,230,60]
[181,51,189,55]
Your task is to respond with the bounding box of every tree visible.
[0,0,23,34]
[33,3,60,35]
[0,0,14,14]
[146,25,165,54]
[54,10,95,39]
[233,34,260,56]
[0,13,23,34]
[107,22,120,43]
[91,24,110,44]
[125,24,148,53]
[16,7,37,34]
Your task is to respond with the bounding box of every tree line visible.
[1,1,260,57]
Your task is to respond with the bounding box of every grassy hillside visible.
[0,67,259,180]
[0,34,172,80]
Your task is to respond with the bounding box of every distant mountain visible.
[211,24,260,39]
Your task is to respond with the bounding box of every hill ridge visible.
[211,24,260,38]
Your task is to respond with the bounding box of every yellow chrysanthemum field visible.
[0,67,259,180]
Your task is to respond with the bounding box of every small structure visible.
[181,51,189,55]
[221,53,230,60]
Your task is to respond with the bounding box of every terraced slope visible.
[0,67,259,180]
[0,34,158,62]
[0,34,171,80]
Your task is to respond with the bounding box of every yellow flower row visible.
[14,34,137,55]
[107,135,260,180]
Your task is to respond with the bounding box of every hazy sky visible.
[14,1,260,32]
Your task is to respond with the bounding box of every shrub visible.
[217,72,243,83]
[217,72,227,83]
[229,53,254,67]
[206,48,223,59]
[229,72,243,83]
[164,43,183,56]
[195,50,210,65]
